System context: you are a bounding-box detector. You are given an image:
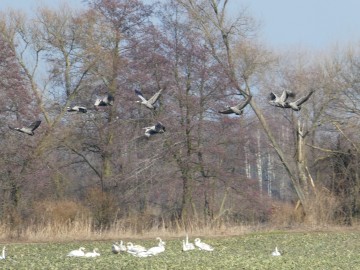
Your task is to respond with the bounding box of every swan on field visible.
[9,120,41,136]
[182,234,195,251]
[126,242,147,255]
[67,247,86,257]
[84,248,100,257]
[194,238,214,251]
[135,88,163,110]
[271,247,281,256]
[0,246,6,260]
[146,238,166,256]
[112,240,127,254]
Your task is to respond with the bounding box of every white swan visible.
[194,238,214,251]
[146,238,166,256]
[126,242,147,255]
[112,242,121,254]
[0,246,6,260]
[112,240,127,254]
[84,248,100,257]
[182,234,195,251]
[67,247,86,257]
[271,247,281,256]
[135,88,163,110]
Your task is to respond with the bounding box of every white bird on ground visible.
[67,247,86,257]
[67,105,87,113]
[112,240,127,254]
[182,234,195,251]
[126,242,147,255]
[146,238,166,256]
[218,95,252,115]
[194,238,214,251]
[84,248,100,257]
[112,242,121,254]
[94,93,114,108]
[271,247,281,256]
[0,246,6,260]
[285,89,314,111]
[8,120,41,136]
[135,88,163,110]
[143,122,166,137]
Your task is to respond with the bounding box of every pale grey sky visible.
[1,0,359,50]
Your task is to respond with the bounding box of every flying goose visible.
[218,95,252,115]
[84,248,100,257]
[94,93,114,108]
[67,247,86,257]
[182,234,195,251]
[135,88,163,110]
[9,120,41,136]
[143,122,166,137]
[0,246,5,260]
[285,89,314,111]
[268,90,294,108]
[67,106,87,113]
[194,238,214,251]
[271,247,281,256]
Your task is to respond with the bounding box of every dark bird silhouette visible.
[218,95,252,115]
[135,88,163,110]
[67,106,87,113]
[143,122,166,137]
[9,120,41,136]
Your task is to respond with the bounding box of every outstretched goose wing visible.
[28,120,41,131]
[148,89,163,105]
[295,89,314,106]
[233,95,252,111]
[135,89,147,102]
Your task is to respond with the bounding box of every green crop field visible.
[1,231,360,269]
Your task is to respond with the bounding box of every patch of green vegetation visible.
[1,232,360,269]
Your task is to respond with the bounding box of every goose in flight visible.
[135,88,163,110]
[285,89,314,111]
[194,238,214,251]
[0,246,6,260]
[146,238,166,256]
[94,93,114,108]
[144,122,166,137]
[9,120,41,136]
[271,247,281,256]
[84,248,100,257]
[268,90,294,108]
[218,95,252,115]
[67,247,86,257]
[67,106,87,113]
[182,234,195,251]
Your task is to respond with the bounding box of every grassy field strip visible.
[1,232,360,269]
